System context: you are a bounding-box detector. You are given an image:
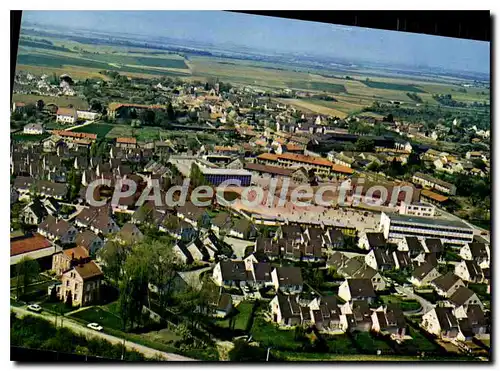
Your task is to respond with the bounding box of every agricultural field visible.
[362,80,426,93]
[274,98,349,118]
[70,123,114,138]
[104,124,166,142]
[286,81,346,94]
[12,93,88,110]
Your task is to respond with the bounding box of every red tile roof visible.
[116,137,137,144]
[52,130,97,140]
[11,234,52,257]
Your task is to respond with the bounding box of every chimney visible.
[71,252,75,260]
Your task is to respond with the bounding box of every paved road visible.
[11,306,196,361]
[224,236,254,259]
[395,285,435,315]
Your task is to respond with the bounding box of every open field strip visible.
[275,98,349,118]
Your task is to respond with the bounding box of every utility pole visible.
[266,347,272,362]
[121,338,125,360]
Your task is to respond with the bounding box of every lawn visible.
[362,80,426,93]
[104,124,165,141]
[250,315,302,350]
[468,283,490,302]
[12,93,88,110]
[398,325,440,354]
[380,295,421,311]
[351,332,393,354]
[215,301,255,331]
[70,306,123,330]
[325,334,357,354]
[70,123,114,138]
[40,300,75,315]
[11,133,50,142]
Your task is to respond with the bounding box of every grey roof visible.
[327,252,349,270]
[347,278,376,299]
[449,286,476,307]
[220,261,248,281]
[413,172,455,190]
[276,293,301,319]
[253,262,272,282]
[468,242,488,259]
[464,260,483,280]
[432,272,462,292]
[275,266,303,286]
[366,232,386,248]
[373,248,396,268]
[425,238,444,254]
[412,262,438,281]
[384,212,472,230]
[434,307,459,331]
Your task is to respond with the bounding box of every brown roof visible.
[331,164,355,175]
[75,230,101,251]
[11,234,52,256]
[56,107,77,117]
[63,246,90,260]
[108,102,166,112]
[244,162,294,177]
[73,261,103,280]
[52,130,97,140]
[116,137,137,145]
[421,189,449,203]
[278,152,334,168]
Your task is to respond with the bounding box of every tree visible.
[66,168,82,201]
[65,292,73,308]
[167,103,175,121]
[49,285,58,302]
[98,240,129,284]
[229,340,267,361]
[15,257,40,300]
[36,99,45,111]
[354,137,375,152]
[118,247,150,330]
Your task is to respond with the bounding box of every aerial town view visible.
[10,11,490,362]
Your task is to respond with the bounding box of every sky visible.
[22,11,490,74]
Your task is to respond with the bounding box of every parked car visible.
[27,304,42,313]
[87,323,103,331]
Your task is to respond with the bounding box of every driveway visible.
[11,306,195,361]
[223,236,254,259]
[394,285,435,315]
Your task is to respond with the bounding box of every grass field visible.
[11,133,50,142]
[70,305,124,330]
[275,98,349,118]
[17,52,190,78]
[104,125,166,141]
[83,53,188,70]
[380,295,421,311]
[250,315,301,350]
[13,93,88,110]
[362,80,426,93]
[287,81,346,93]
[215,301,255,331]
[351,332,393,353]
[70,123,114,138]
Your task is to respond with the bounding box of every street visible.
[11,306,196,361]
[394,285,435,315]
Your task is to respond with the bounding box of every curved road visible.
[395,285,435,315]
[11,306,196,361]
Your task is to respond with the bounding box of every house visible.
[400,237,426,260]
[161,214,197,241]
[116,137,137,149]
[74,206,119,236]
[457,305,489,340]
[176,202,210,227]
[277,224,303,243]
[430,272,465,298]
[448,287,483,319]
[210,212,232,236]
[338,278,376,304]
[56,107,77,124]
[421,307,460,341]
[172,241,193,265]
[251,261,274,288]
[23,123,45,135]
[270,293,302,326]
[338,257,365,278]
[228,219,258,240]
[371,304,407,339]
[21,199,48,225]
[10,233,60,271]
[350,265,388,291]
[59,261,103,307]
[358,232,386,250]
[52,246,91,276]
[212,261,249,287]
[308,296,346,333]
[365,248,396,271]
[214,293,233,318]
[345,300,373,332]
[392,250,412,271]
[412,172,457,195]
[38,215,77,244]
[326,251,350,271]
[459,242,490,269]
[116,222,144,245]
[323,228,344,249]
[409,262,441,287]
[255,236,280,260]
[74,230,103,256]
[454,260,484,283]
[271,266,303,294]
[422,238,444,258]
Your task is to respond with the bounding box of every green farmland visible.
[362,80,426,93]
[287,81,347,93]
[70,123,114,138]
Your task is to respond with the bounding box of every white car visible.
[27,304,42,313]
[87,322,103,331]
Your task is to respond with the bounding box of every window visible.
[74,293,78,301]
[66,280,69,287]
